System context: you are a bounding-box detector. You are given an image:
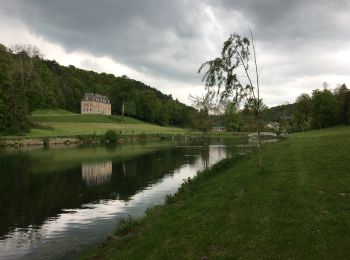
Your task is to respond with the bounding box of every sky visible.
[1,0,350,106]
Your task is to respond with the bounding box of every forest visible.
[1,44,349,136]
[289,84,350,131]
[237,84,349,132]
[0,44,196,134]
[207,83,350,135]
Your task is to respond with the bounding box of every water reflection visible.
[0,142,245,259]
[82,161,112,186]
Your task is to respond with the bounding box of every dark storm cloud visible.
[207,0,350,97]
[3,0,209,82]
[212,0,350,43]
[2,0,350,105]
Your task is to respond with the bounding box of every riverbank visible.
[0,109,249,148]
[0,135,163,148]
[86,126,350,259]
[0,140,235,259]
[0,133,249,149]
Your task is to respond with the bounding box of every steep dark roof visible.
[82,93,110,104]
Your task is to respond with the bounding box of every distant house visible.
[266,122,280,132]
[248,132,277,138]
[212,126,226,132]
[81,93,111,115]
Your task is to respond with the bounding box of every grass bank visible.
[3,109,248,140]
[13,109,188,138]
[1,109,189,139]
[86,126,350,259]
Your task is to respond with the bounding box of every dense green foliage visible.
[0,44,195,135]
[86,126,350,259]
[189,93,215,134]
[292,84,350,132]
[0,44,35,134]
[217,84,350,133]
[105,129,118,143]
[224,102,239,131]
[211,102,294,133]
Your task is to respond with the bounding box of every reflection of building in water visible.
[82,161,112,186]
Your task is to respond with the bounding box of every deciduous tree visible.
[199,31,263,166]
[334,84,350,125]
[224,101,239,131]
[293,93,312,132]
[190,92,215,137]
[310,87,337,129]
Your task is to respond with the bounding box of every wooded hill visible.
[0,44,196,134]
[1,44,348,136]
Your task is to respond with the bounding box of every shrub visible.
[115,215,139,236]
[105,129,118,143]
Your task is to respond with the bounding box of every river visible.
[0,141,248,259]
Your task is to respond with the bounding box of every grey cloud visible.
[4,0,209,82]
[2,0,350,105]
[212,0,350,42]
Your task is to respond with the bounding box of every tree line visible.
[291,83,350,132]
[222,83,350,133]
[194,83,350,134]
[0,44,196,135]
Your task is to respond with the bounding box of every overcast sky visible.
[1,0,349,106]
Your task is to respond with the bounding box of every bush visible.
[105,129,118,143]
[115,215,139,236]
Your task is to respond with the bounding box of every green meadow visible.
[22,109,188,137]
[86,126,350,259]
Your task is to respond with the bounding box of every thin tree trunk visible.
[121,101,125,123]
[250,28,262,168]
[255,111,262,167]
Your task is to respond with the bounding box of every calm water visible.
[0,141,246,259]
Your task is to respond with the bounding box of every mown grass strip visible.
[85,126,350,259]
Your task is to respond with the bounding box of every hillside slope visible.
[24,109,187,137]
[0,44,195,134]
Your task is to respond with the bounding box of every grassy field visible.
[21,109,189,137]
[86,126,350,259]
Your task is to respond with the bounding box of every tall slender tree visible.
[199,31,263,166]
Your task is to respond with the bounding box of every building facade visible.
[81,93,111,115]
[212,126,226,132]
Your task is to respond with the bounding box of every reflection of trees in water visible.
[109,147,199,200]
[0,153,36,238]
[0,146,200,239]
[201,143,210,168]
[82,161,112,186]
